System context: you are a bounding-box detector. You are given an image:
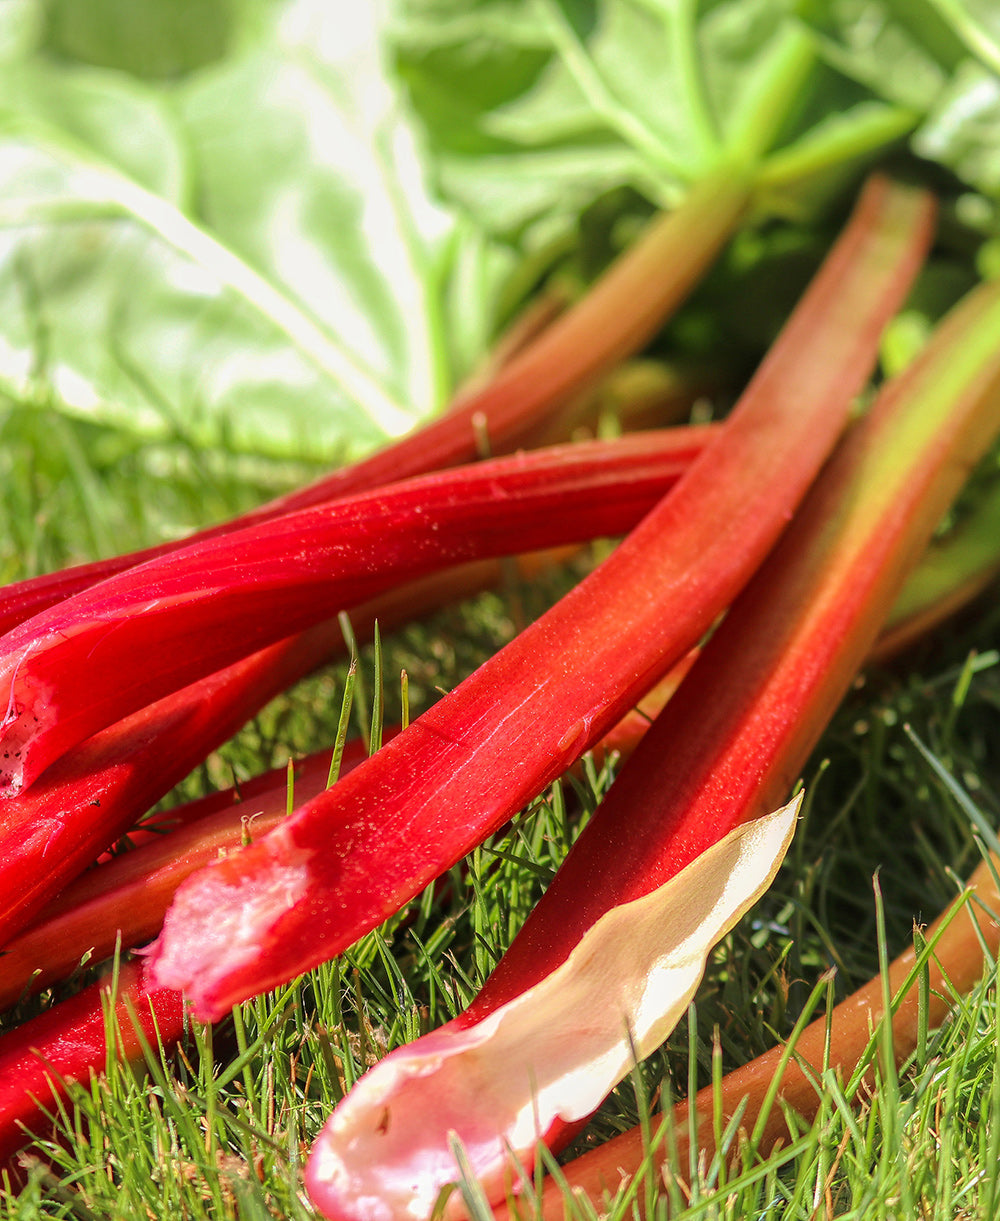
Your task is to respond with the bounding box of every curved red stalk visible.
[0,434,704,943]
[0,171,747,638]
[0,539,576,946]
[146,175,936,1020]
[0,964,184,1172]
[0,432,706,796]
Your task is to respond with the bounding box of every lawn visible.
[2,1,1000,1218]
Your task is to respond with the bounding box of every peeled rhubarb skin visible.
[147,176,937,1021]
[304,802,799,1221]
[509,855,1000,1221]
[0,432,704,797]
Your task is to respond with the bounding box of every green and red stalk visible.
[0,172,747,639]
[0,431,709,796]
[500,855,1000,1221]
[146,174,935,1020]
[0,435,707,942]
[0,964,184,1172]
[873,477,1000,658]
[303,251,1000,1221]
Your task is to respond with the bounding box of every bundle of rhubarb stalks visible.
[2,162,1000,1218]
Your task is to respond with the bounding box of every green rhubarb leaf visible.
[41,0,237,80]
[392,0,914,243]
[0,0,513,460]
[801,0,1000,201]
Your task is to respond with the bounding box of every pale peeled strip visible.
[306,795,801,1221]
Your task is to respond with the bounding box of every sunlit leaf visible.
[0,0,512,459]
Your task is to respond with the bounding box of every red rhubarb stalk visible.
[0,545,572,946]
[0,739,383,1010]
[0,431,708,795]
[147,174,935,1020]
[0,964,184,1171]
[0,170,747,638]
[303,254,1000,1221]
[0,433,705,942]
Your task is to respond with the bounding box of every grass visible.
[1,393,999,1219]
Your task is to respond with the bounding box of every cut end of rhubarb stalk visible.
[304,797,800,1221]
[145,832,309,1015]
[0,654,55,798]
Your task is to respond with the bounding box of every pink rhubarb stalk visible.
[0,170,748,637]
[147,174,935,1020]
[304,250,1000,1221]
[0,430,708,795]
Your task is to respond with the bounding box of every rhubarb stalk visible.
[302,260,1000,1219]
[0,431,707,795]
[0,964,184,1171]
[147,174,935,1019]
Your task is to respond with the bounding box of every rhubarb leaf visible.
[0,0,512,459]
[305,799,799,1221]
[801,0,1000,199]
[392,0,914,241]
